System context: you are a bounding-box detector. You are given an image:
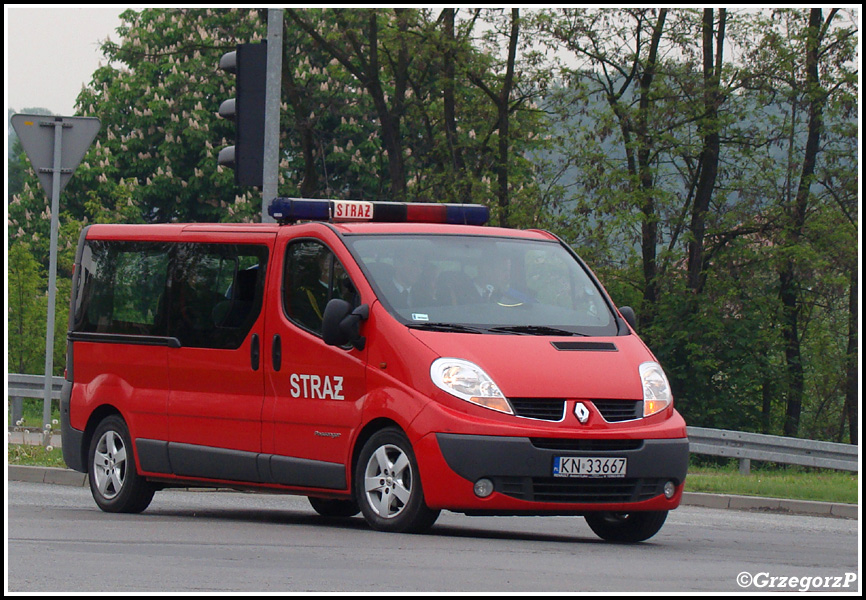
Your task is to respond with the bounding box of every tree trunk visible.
[636,9,667,321]
[467,9,520,227]
[780,8,825,438]
[442,9,464,176]
[845,269,858,444]
[687,8,725,294]
[495,9,520,227]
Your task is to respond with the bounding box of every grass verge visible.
[686,461,858,504]
[8,443,68,469]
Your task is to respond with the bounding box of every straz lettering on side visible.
[289,373,345,400]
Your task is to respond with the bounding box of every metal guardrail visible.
[8,373,66,443]
[687,426,858,474]
[7,374,860,473]
[8,373,64,400]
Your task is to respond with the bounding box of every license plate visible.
[553,456,627,478]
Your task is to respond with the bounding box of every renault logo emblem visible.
[574,402,590,424]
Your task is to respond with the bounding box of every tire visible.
[584,510,668,543]
[355,428,440,533]
[88,415,155,513]
[308,496,360,518]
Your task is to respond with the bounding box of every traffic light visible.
[218,42,267,187]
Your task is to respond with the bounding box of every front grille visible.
[510,398,565,421]
[592,400,642,422]
[529,438,643,452]
[493,477,664,504]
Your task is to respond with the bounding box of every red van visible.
[61,199,688,542]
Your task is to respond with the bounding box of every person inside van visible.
[294,248,332,330]
[388,250,425,308]
[475,254,534,307]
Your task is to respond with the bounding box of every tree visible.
[686,9,727,294]
[467,9,521,227]
[532,8,858,440]
[8,8,268,254]
[285,8,550,214]
[287,9,411,200]
[535,8,677,325]
[8,243,46,374]
[742,8,857,438]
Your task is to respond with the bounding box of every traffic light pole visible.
[218,10,283,219]
[262,8,283,223]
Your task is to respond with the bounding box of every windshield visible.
[345,234,618,336]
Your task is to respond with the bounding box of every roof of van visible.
[329,221,553,240]
[83,222,281,241]
[84,221,555,241]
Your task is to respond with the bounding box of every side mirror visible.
[322,299,369,350]
[619,306,637,332]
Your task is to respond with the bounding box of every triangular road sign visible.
[11,113,101,198]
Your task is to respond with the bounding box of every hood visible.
[410,330,651,400]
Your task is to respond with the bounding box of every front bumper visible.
[418,433,689,514]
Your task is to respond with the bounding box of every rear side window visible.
[170,243,268,349]
[73,241,171,337]
[72,240,268,349]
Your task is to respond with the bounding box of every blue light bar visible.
[269,198,489,226]
[269,198,330,222]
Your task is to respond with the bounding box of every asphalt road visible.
[6,480,860,593]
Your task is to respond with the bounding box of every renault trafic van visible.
[61,198,688,542]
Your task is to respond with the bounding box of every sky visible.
[6,5,123,116]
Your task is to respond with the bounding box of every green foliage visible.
[74,8,268,224]
[7,243,69,376]
[534,8,858,442]
[8,244,46,374]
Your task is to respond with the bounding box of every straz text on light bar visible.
[268,198,489,226]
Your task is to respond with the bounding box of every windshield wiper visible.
[407,322,487,334]
[488,325,585,337]
[408,323,585,336]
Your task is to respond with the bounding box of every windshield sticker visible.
[412,313,429,321]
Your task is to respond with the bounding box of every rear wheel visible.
[584,510,668,543]
[88,415,154,513]
[355,428,439,533]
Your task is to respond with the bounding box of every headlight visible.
[640,361,672,417]
[430,358,513,415]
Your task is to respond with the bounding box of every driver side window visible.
[283,240,357,335]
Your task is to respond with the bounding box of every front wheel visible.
[88,415,154,513]
[355,428,440,533]
[584,510,668,543]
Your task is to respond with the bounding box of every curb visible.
[8,464,88,487]
[6,465,858,519]
[681,491,858,520]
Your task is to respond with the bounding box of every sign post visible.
[11,114,100,443]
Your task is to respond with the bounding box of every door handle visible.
[272,334,281,371]
[251,334,260,371]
